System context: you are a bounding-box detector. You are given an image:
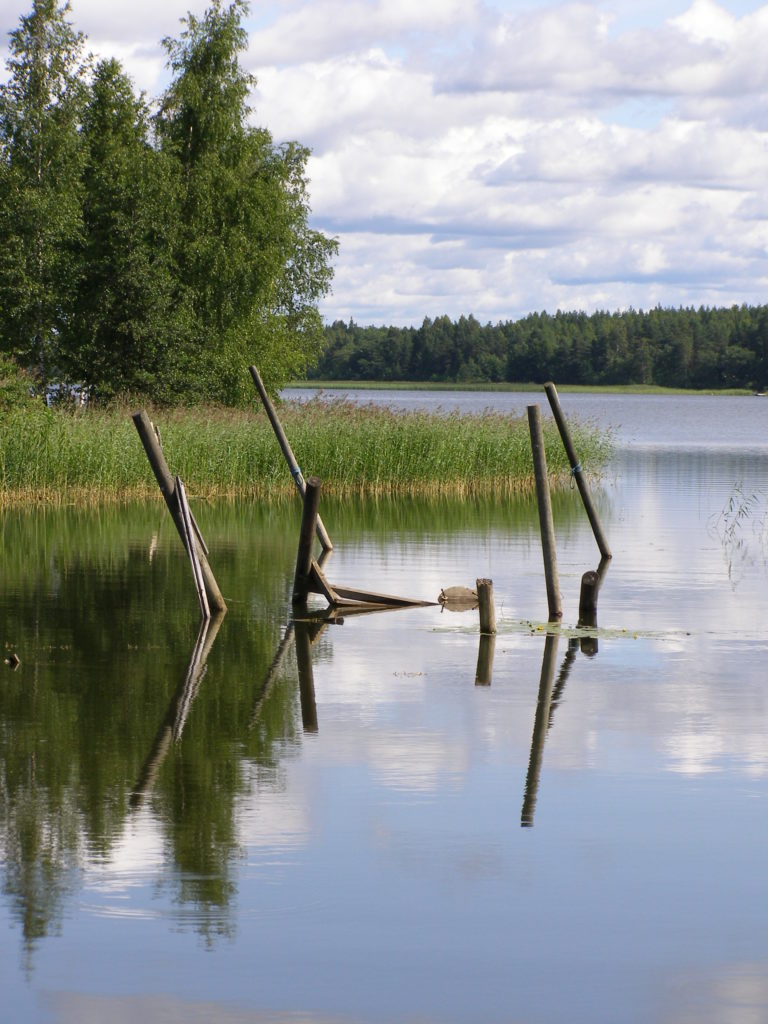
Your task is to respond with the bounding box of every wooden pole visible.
[544,381,612,560]
[578,569,599,626]
[293,476,322,605]
[527,404,562,621]
[476,578,496,635]
[176,477,210,620]
[578,569,600,657]
[249,365,333,552]
[132,411,226,614]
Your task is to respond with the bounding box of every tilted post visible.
[132,410,226,614]
[249,366,333,551]
[544,381,611,560]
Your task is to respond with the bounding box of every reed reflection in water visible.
[4,422,768,1024]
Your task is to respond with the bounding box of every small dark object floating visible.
[4,653,20,669]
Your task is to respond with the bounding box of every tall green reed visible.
[0,398,612,506]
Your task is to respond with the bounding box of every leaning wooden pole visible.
[544,381,611,560]
[176,477,210,619]
[527,405,562,621]
[249,365,333,552]
[132,411,227,614]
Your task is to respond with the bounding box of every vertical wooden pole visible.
[544,381,611,560]
[132,411,226,614]
[578,569,600,656]
[293,476,322,605]
[476,578,496,635]
[527,404,562,621]
[578,570,599,625]
[521,632,559,827]
[249,365,333,552]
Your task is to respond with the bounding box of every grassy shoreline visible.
[0,397,612,508]
[293,380,754,396]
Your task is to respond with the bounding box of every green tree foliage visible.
[156,0,337,403]
[0,0,336,404]
[63,59,192,400]
[0,0,89,379]
[314,305,768,391]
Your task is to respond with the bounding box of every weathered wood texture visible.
[578,569,599,626]
[476,578,497,635]
[132,410,226,614]
[544,381,611,560]
[527,404,562,621]
[293,475,322,605]
[176,476,210,619]
[249,365,333,551]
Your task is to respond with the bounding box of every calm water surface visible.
[2,392,768,1024]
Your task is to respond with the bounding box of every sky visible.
[2,0,768,326]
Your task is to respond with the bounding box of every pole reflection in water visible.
[521,556,610,825]
[249,621,295,730]
[475,633,496,686]
[130,612,225,809]
[547,638,578,728]
[294,619,319,733]
[521,632,559,827]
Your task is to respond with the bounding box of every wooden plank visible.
[329,583,435,607]
[308,561,340,604]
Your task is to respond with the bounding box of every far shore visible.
[290,380,754,396]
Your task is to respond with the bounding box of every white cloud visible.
[2,0,768,323]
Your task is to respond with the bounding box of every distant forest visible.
[313,306,768,390]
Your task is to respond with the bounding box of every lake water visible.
[2,391,768,1024]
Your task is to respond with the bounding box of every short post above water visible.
[577,569,600,657]
[527,404,562,622]
[544,381,611,561]
[476,578,497,635]
[578,570,599,627]
[132,410,226,615]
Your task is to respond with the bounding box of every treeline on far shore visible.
[312,305,768,391]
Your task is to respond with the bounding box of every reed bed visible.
[0,398,612,507]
